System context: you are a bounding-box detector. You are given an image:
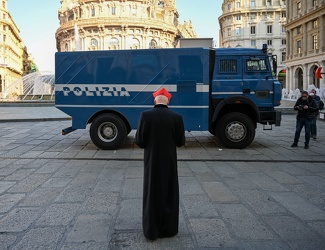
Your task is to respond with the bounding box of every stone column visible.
[286,67,291,93]
[286,30,291,58]
[303,64,309,89]
[303,22,308,55]
[320,60,325,96]
[319,14,325,52]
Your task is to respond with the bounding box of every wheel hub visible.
[103,126,114,138]
[226,122,246,142]
[98,122,117,142]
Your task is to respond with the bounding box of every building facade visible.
[286,0,325,96]
[0,0,24,97]
[219,0,287,84]
[56,0,196,52]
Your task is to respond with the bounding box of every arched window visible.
[89,38,98,50]
[68,14,74,21]
[109,38,120,50]
[90,39,98,46]
[130,38,140,49]
[149,39,157,49]
[64,43,69,52]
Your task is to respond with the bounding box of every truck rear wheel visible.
[90,113,127,150]
[215,112,255,149]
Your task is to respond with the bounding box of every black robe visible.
[135,104,185,240]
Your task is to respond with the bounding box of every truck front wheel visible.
[215,112,255,149]
[90,113,127,150]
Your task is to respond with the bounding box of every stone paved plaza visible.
[0,107,324,249]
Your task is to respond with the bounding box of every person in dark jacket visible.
[291,90,317,149]
[309,89,321,139]
[135,87,185,241]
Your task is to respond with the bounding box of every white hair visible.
[154,95,169,105]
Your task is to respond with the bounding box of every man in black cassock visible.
[135,88,185,241]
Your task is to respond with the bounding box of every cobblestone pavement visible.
[0,111,324,249]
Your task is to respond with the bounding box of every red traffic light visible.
[316,67,323,79]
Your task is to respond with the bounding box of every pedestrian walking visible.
[309,89,321,139]
[135,88,186,241]
[291,90,318,149]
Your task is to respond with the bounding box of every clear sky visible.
[7,0,221,72]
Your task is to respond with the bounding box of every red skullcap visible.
[152,87,172,100]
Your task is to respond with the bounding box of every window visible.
[68,14,74,21]
[228,4,231,10]
[236,2,241,8]
[282,39,286,45]
[246,59,267,71]
[312,35,318,49]
[158,1,164,8]
[132,6,137,15]
[267,40,272,46]
[282,52,286,62]
[220,59,237,73]
[312,19,318,28]
[297,40,302,53]
[109,38,120,49]
[90,39,98,46]
[149,39,157,49]
[312,0,317,7]
[2,1,5,8]
[282,25,286,33]
[267,25,272,34]
[111,7,116,15]
[251,40,256,47]
[236,15,241,21]
[236,27,241,36]
[227,28,231,36]
[251,0,256,7]
[267,0,272,6]
[282,12,286,18]
[251,26,256,34]
[297,2,301,15]
[297,26,301,34]
[250,13,256,20]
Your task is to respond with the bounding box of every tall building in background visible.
[0,0,23,96]
[286,0,325,93]
[56,0,197,52]
[218,0,287,85]
[0,0,36,98]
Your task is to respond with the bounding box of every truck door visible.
[212,56,243,99]
[242,56,274,107]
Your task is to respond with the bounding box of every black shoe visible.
[304,144,309,149]
[291,143,298,147]
[312,135,316,140]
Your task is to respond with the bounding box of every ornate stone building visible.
[56,0,196,52]
[0,0,24,96]
[285,0,325,95]
[219,0,287,84]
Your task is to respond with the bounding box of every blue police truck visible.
[55,45,282,149]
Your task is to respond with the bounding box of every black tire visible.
[90,113,127,150]
[215,112,255,149]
